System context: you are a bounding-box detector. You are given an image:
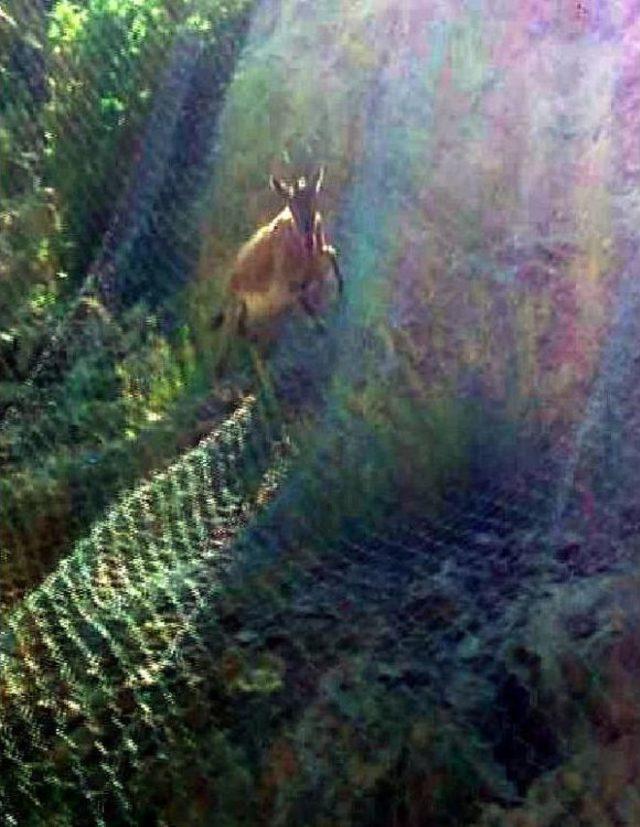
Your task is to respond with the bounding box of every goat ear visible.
[269,175,290,199]
[312,166,325,193]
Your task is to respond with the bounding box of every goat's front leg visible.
[324,245,343,296]
[299,291,326,334]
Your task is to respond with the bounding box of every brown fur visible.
[230,208,336,320]
[220,172,342,338]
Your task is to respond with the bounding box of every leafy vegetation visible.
[0,0,254,608]
[2,1,636,825]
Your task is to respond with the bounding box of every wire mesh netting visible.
[2,0,640,825]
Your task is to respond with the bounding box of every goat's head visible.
[270,167,324,254]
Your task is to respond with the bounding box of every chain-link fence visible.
[2,0,640,824]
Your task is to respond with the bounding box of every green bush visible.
[45,0,252,282]
[0,0,255,609]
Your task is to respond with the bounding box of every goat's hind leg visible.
[212,299,247,380]
[236,299,249,336]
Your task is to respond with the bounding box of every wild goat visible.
[213,167,342,338]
